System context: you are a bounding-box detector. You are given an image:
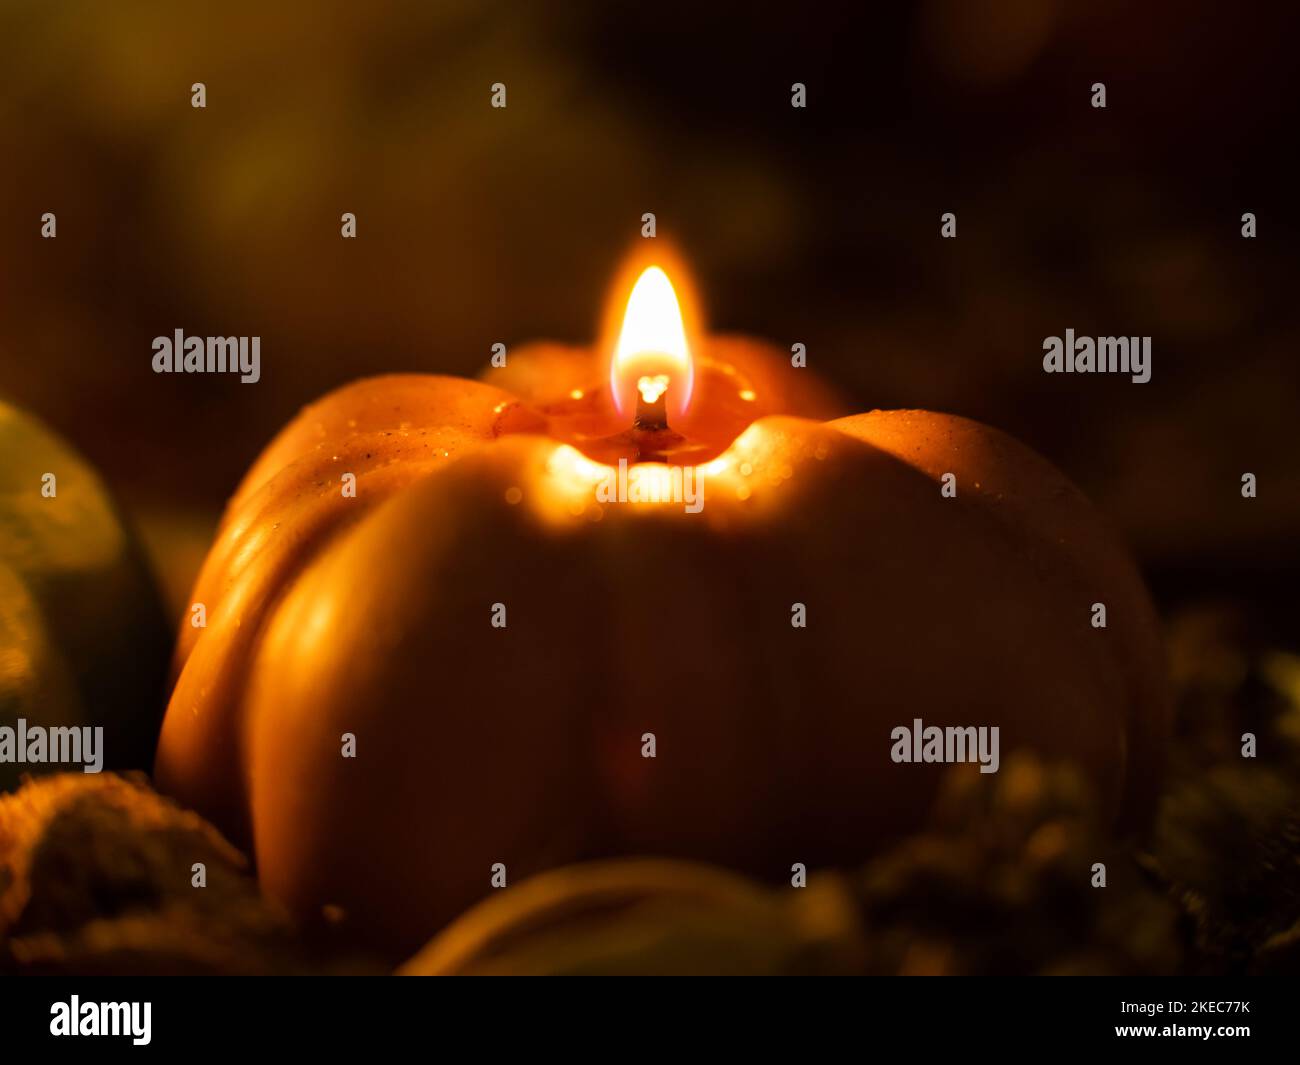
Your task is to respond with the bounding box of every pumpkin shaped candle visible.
[155,251,1168,956]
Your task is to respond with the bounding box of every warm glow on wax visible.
[610,266,694,420]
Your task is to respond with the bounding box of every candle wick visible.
[634,374,670,431]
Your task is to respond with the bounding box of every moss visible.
[0,772,307,973]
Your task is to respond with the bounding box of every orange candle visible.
[156,248,1167,957]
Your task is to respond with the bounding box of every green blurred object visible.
[399,858,867,976]
[0,400,170,789]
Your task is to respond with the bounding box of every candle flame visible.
[611,266,694,419]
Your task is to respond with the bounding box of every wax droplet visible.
[739,389,756,402]
[504,486,523,505]
[570,389,584,399]
[740,462,753,476]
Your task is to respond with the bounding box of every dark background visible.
[1,0,1297,626]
